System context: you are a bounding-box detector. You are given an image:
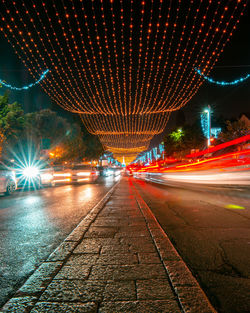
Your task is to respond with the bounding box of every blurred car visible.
[53,165,72,184]
[15,160,55,189]
[0,161,17,195]
[98,166,114,177]
[70,164,99,183]
[125,169,133,177]
[109,167,122,177]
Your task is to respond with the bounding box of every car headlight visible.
[22,166,39,178]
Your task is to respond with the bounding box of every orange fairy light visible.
[0,0,247,162]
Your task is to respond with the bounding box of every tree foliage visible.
[164,121,205,157]
[81,128,104,161]
[218,119,250,143]
[0,92,25,157]
[0,93,103,162]
[25,109,71,146]
[0,92,25,140]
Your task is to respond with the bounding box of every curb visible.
[133,182,216,313]
[1,179,120,313]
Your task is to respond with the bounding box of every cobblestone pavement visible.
[1,178,215,313]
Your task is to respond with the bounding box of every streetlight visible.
[204,105,211,148]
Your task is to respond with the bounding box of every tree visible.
[49,123,87,163]
[164,120,205,157]
[0,130,5,157]
[0,93,104,162]
[218,119,250,143]
[0,92,25,158]
[24,109,71,148]
[81,127,104,161]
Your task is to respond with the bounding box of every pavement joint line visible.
[1,179,121,313]
[132,179,217,313]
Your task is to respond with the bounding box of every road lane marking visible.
[225,204,246,210]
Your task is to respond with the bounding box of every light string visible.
[0,69,49,90]
[0,0,247,163]
[195,68,250,86]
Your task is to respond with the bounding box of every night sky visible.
[0,1,249,147]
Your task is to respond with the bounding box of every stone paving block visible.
[115,231,151,238]
[96,253,138,265]
[65,228,88,242]
[65,254,99,266]
[129,221,147,226]
[73,239,102,254]
[164,261,198,287]
[39,280,81,302]
[173,286,216,313]
[40,280,106,302]
[18,262,63,295]
[47,241,78,261]
[118,225,146,232]
[93,218,130,225]
[84,226,118,238]
[138,252,161,264]
[89,264,166,281]
[103,281,136,301]
[2,296,37,313]
[54,265,91,280]
[100,244,130,255]
[74,238,121,254]
[98,300,181,313]
[128,217,146,222]
[30,302,97,313]
[120,237,154,246]
[91,220,127,227]
[159,249,182,262]
[120,237,156,253]
[130,244,157,253]
[136,279,176,300]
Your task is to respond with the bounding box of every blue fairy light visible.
[0,69,49,91]
[195,68,250,86]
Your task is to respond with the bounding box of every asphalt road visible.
[133,178,250,313]
[0,176,119,307]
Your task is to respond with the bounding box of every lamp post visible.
[204,105,211,148]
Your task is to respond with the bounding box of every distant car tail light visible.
[53,173,71,177]
[76,172,91,176]
[41,173,53,180]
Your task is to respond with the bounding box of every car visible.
[70,164,99,183]
[109,167,122,177]
[98,166,113,177]
[0,161,17,195]
[53,165,72,184]
[15,160,55,189]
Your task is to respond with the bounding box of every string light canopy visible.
[0,0,247,163]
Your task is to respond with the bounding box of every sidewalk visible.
[2,178,215,313]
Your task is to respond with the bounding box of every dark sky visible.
[152,5,250,146]
[0,2,249,142]
[182,5,250,121]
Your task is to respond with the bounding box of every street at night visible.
[0,0,250,312]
